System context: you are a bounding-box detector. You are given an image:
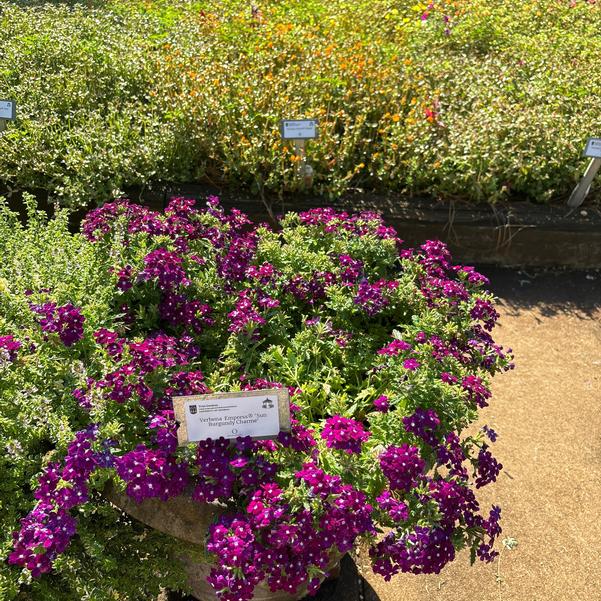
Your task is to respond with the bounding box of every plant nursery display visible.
[0,196,513,600]
[1,0,601,206]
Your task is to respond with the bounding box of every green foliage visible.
[0,195,512,597]
[0,0,600,206]
[0,195,188,601]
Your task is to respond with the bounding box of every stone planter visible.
[105,483,341,601]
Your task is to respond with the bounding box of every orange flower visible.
[424,107,437,123]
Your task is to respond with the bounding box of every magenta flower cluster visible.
[377,339,412,356]
[9,428,99,576]
[192,437,277,504]
[373,395,389,412]
[354,279,398,316]
[139,248,190,290]
[0,334,21,363]
[379,444,426,492]
[7,197,513,599]
[31,301,85,346]
[475,446,503,489]
[321,415,371,454]
[462,375,492,408]
[370,526,456,578]
[115,445,190,503]
[403,408,441,446]
[206,465,374,601]
[228,290,266,334]
[277,402,317,452]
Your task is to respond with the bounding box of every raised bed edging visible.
[157,185,601,269]
[3,184,601,268]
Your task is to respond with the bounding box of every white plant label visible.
[280,119,318,139]
[173,388,290,445]
[0,100,16,120]
[583,137,601,158]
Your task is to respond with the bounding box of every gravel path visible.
[361,267,601,601]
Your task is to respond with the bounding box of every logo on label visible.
[189,404,197,415]
[262,398,274,409]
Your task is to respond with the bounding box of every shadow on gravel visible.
[480,266,601,319]
[166,554,381,601]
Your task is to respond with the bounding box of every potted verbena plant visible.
[6,198,512,600]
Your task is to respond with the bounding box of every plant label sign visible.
[173,388,291,445]
[0,100,16,120]
[583,137,601,158]
[280,119,317,140]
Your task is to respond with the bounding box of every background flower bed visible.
[0,0,600,208]
[0,194,512,601]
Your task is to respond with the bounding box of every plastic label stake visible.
[568,137,601,207]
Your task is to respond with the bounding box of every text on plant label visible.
[584,137,601,158]
[280,119,317,139]
[173,388,290,445]
[0,100,16,120]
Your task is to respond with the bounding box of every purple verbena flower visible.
[139,248,189,291]
[403,408,440,446]
[376,490,409,522]
[321,415,370,454]
[228,291,265,335]
[354,279,393,316]
[482,425,498,442]
[338,254,364,284]
[378,339,412,356]
[403,358,421,371]
[470,298,500,331]
[379,444,425,492]
[369,526,455,580]
[475,445,503,488]
[440,371,458,384]
[0,335,21,363]
[373,395,390,413]
[31,302,85,347]
[94,328,125,359]
[462,375,491,408]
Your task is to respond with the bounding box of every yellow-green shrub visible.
[0,0,600,207]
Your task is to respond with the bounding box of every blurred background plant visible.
[0,0,600,208]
